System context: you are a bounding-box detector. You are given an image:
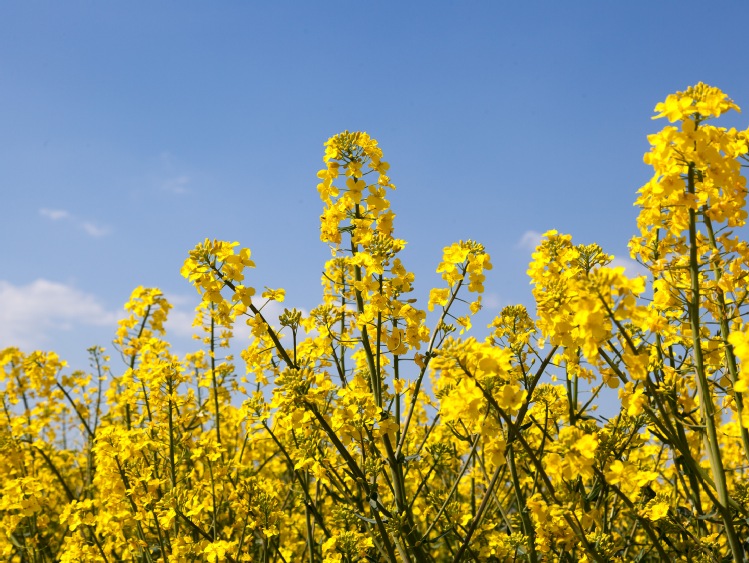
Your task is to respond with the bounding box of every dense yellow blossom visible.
[2,85,749,561]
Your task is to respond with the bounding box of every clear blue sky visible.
[2,2,748,371]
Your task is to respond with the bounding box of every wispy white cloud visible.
[515,231,648,279]
[166,308,197,339]
[154,152,192,195]
[517,230,544,251]
[162,175,190,194]
[39,208,112,237]
[482,292,502,310]
[39,208,71,221]
[163,293,199,339]
[0,279,119,350]
[0,279,311,366]
[81,222,111,238]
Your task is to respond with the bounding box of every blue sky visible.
[2,2,749,372]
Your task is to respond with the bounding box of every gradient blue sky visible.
[2,2,749,371]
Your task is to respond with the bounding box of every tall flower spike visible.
[317,131,395,247]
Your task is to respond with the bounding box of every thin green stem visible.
[686,163,744,560]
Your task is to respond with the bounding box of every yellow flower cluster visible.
[3,85,749,562]
[317,130,395,246]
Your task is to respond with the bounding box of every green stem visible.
[703,212,749,462]
[507,445,538,563]
[686,162,744,560]
[209,314,222,449]
[395,277,467,460]
[167,368,179,538]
